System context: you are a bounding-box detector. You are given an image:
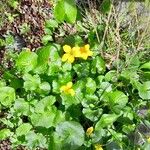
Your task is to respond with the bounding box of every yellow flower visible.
[62,45,80,63]
[86,127,94,136]
[60,82,75,96]
[76,44,93,60]
[94,144,103,150]
[147,137,150,143]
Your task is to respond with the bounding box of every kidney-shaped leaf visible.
[0,87,15,107]
[55,121,85,149]
[16,51,38,73]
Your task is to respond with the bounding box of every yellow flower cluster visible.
[86,127,94,136]
[60,82,75,96]
[62,44,93,63]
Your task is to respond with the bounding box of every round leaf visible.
[55,121,85,149]
[16,51,38,73]
[0,87,16,107]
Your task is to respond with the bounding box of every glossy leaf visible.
[34,45,51,74]
[23,74,41,91]
[54,0,65,22]
[16,51,38,73]
[16,123,32,137]
[138,81,150,99]
[0,129,12,140]
[86,78,97,94]
[64,0,77,23]
[95,114,118,130]
[14,98,30,115]
[140,61,150,70]
[0,87,15,107]
[55,121,85,149]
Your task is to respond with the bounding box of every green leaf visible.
[0,129,12,140]
[73,62,90,78]
[105,70,118,82]
[30,112,55,128]
[16,51,38,73]
[140,61,150,70]
[86,78,96,94]
[35,96,56,113]
[26,131,47,149]
[91,56,106,74]
[55,121,85,149]
[30,107,59,128]
[64,0,77,23]
[38,82,51,95]
[95,114,118,130]
[54,0,65,22]
[138,81,150,99]
[107,91,128,112]
[73,80,85,100]
[97,82,112,98]
[62,62,72,72]
[58,72,72,84]
[42,35,53,45]
[0,80,6,87]
[47,63,61,76]
[50,44,61,62]
[120,70,139,81]
[23,74,41,91]
[83,108,103,122]
[82,94,98,107]
[14,98,30,115]
[34,45,51,74]
[45,19,58,28]
[0,87,15,107]
[61,94,80,109]
[16,123,32,137]
[100,0,111,14]
[52,80,61,94]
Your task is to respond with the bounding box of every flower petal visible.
[68,89,75,96]
[62,54,70,62]
[60,86,66,92]
[85,44,90,51]
[67,82,73,88]
[68,55,75,63]
[81,53,88,60]
[87,50,93,56]
[94,144,103,150]
[72,47,81,57]
[63,45,71,53]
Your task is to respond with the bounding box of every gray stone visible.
[114,1,150,29]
